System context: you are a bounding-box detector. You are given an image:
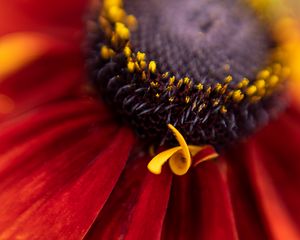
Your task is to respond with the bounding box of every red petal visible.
[162,161,238,240]
[0,0,88,40]
[0,98,135,239]
[223,103,300,239]
[0,35,85,120]
[224,149,269,239]
[243,106,300,239]
[86,155,172,240]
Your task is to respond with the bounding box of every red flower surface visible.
[0,0,300,239]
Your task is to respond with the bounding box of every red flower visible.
[0,0,300,239]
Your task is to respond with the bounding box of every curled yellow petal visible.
[0,32,51,81]
[148,125,218,176]
[169,149,190,176]
[147,146,181,174]
[167,124,191,166]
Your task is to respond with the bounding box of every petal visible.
[162,161,238,240]
[0,98,135,239]
[245,142,300,240]
[86,155,172,240]
[147,146,181,174]
[223,148,270,239]
[242,106,300,240]
[0,33,85,119]
[0,0,88,39]
[0,32,69,81]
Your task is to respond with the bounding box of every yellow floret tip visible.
[127,61,135,72]
[123,46,132,57]
[246,85,257,96]
[232,90,244,102]
[100,46,115,59]
[137,51,146,61]
[115,22,130,40]
[107,6,126,23]
[126,15,138,30]
[149,61,157,73]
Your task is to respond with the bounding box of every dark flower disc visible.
[86,0,289,148]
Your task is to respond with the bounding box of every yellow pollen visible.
[100,45,115,59]
[127,61,135,72]
[177,79,183,88]
[148,61,157,73]
[185,96,190,103]
[220,105,227,113]
[198,103,206,112]
[141,71,147,80]
[162,72,170,78]
[107,6,126,23]
[246,85,257,96]
[126,15,138,30]
[255,79,266,89]
[213,99,220,106]
[184,77,190,85]
[103,0,123,10]
[123,46,132,57]
[257,69,271,79]
[115,22,130,40]
[268,75,279,87]
[196,83,204,91]
[224,75,233,83]
[150,81,158,88]
[237,78,249,88]
[137,51,146,61]
[169,96,175,102]
[215,83,222,92]
[134,62,141,71]
[139,60,147,69]
[206,87,212,94]
[169,76,175,85]
[232,90,244,102]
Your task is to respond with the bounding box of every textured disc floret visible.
[86,0,289,148]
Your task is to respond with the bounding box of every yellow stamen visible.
[220,105,228,113]
[148,61,157,73]
[107,6,126,23]
[103,0,123,10]
[224,75,233,83]
[257,69,271,79]
[127,61,135,72]
[196,83,204,91]
[100,46,115,59]
[232,90,244,102]
[169,76,175,85]
[137,51,146,61]
[126,15,138,30]
[115,22,130,40]
[123,46,132,57]
[246,85,257,96]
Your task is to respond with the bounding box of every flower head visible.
[0,0,300,239]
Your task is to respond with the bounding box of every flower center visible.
[86,0,290,149]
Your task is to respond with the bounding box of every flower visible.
[0,0,300,239]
